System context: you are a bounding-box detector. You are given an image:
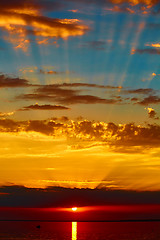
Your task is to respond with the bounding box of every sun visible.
[72,207,77,212]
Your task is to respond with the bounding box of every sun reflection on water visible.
[72,222,77,240]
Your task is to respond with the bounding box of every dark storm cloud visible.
[0,74,31,88]
[1,185,160,208]
[19,104,70,111]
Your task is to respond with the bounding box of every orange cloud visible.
[0,111,15,117]
[146,43,160,48]
[0,119,160,152]
[0,3,89,51]
[111,0,156,8]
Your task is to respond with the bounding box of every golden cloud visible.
[0,119,160,152]
[0,4,89,51]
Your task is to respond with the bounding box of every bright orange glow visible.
[146,43,160,48]
[152,73,156,76]
[72,207,77,212]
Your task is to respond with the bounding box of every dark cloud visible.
[123,88,155,95]
[0,0,64,12]
[18,93,120,105]
[52,82,122,89]
[131,97,139,101]
[132,48,160,55]
[0,74,30,88]
[0,119,20,132]
[58,95,119,105]
[26,120,54,135]
[19,104,70,111]
[1,185,160,208]
[145,107,159,120]
[17,83,121,105]
[148,109,159,120]
[35,84,80,96]
[137,95,160,105]
[81,41,107,50]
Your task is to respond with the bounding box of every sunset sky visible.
[0,0,160,220]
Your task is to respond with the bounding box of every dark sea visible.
[0,221,160,240]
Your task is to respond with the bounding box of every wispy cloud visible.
[123,88,155,95]
[17,83,122,105]
[131,48,160,55]
[19,103,70,111]
[137,95,160,105]
[80,41,108,50]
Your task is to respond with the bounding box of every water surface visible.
[0,221,160,240]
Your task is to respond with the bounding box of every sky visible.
[0,0,160,220]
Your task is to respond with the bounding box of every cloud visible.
[18,93,120,105]
[81,41,107,50]
[137,95,160,105]
[39,69,64,74]
[105,5,135,14]
[0,74,31,88]
[145,43,160,48]
[0,111,15,117]
[19,103,70,111]
[0,119,160,151]
[131,48,160,55]
[0,0,64,13]
[1,185,160,209]
[0,119,20,132]
[0,1,89,51]
[123,88,155,95]
[145,107,159,120]
[54,82,122,89]
[131,97,139,102]
[17,83,122,105]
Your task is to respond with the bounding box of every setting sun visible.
[72,207,78,212]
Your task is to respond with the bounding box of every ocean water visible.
[0,221,160,240]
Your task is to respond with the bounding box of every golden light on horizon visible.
[72,207,78,212]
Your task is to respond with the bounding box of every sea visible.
[0,221,160,240]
